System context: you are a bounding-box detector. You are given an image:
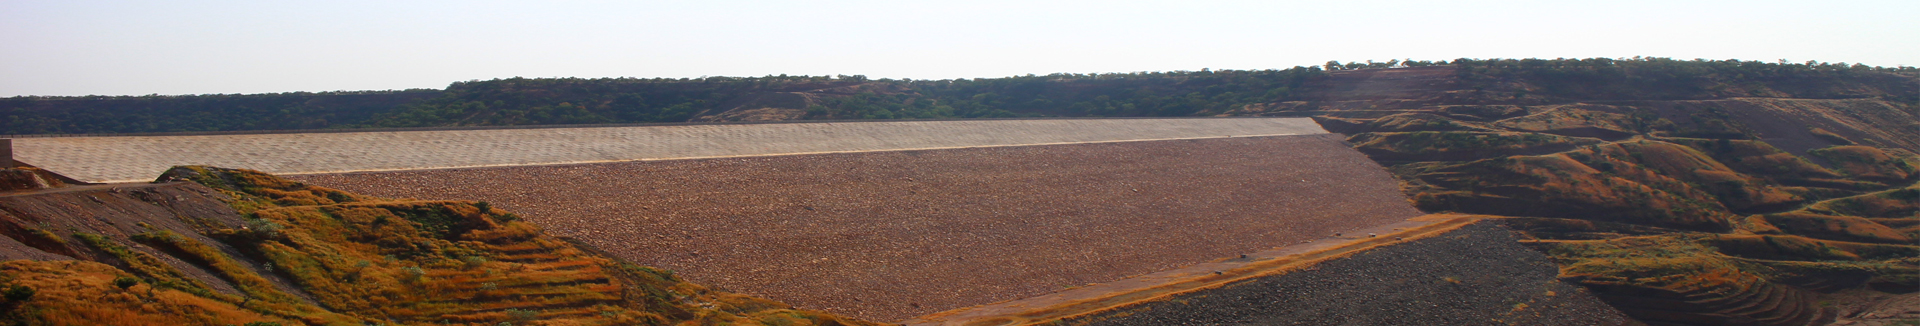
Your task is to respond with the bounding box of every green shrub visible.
[2,285,33,301]
[112,277,140,290]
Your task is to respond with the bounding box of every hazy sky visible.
[3,0,1915,96]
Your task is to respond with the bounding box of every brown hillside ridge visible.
[0,165,880,325]
[1253,66,1918,326]
[292,133,1428,322]
[1228,67,1919,158]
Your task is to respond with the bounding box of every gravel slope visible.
[293,134,1423,321]
[1067,221,1636,326]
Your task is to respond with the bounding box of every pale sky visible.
[3,0,1915,97]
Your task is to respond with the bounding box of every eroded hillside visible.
[0,166,876,326]
[3,57,1916,325]
[1258,66,1918,325]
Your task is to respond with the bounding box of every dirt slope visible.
[292,134,1427,322]
[1066,221,1635,326]
[1258,67,1919,325]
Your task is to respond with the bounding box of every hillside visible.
[0,166,877,325]
[1252,63,1918,325]
[1090,66,1913,323]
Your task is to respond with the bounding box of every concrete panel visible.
[13,118,1323,183]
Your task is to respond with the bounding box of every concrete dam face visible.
[11,118,1428,322]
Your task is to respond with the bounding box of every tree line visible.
[3,58,1912,134]
[2,90,440,134]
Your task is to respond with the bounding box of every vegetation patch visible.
[1348,131,1599,161]
[71,232,222,300]
[0,260,301,325]
[1808,146,1920,182]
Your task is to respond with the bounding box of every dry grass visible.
[1808,146,1920,182]
[0,260,298,326]
[1704,234,1920,261]
[1758,213,1912,244]
[1490,105,1641,138]
[71,232,223,300]
[1347,131,1601,161]
[1406,143,1734,230]
[1364,101,1920,324]
[0,167,67,191]
[133,230,307,305]
[1364,113,1497,132]
[1662,138,1835,173]
[1805,185,1920,218]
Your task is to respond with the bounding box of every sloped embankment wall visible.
[293,133,1425,321]
[12,118,1324,183]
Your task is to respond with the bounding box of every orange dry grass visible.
[1365,113,1490,132]
[1704,234,1920,261]
[0,260,296,326]
[1661,138,1843,180]
[163,166,371,213]
[1806,185,1920,218]
[1599,140,1808,210]
[1546,235,1739,281]
[1410,146,1733,230]
[73,233,222,299]
[137,231,307,305]
[1808,146,1919,181]
[242,198,665,324]
[1546,234,1819,299]
[1760,213,1911,244]
[1413,138,1876,225]
[1492,105,1638,135]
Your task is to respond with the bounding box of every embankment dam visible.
[5,118,1623,323]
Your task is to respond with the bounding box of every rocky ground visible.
[1065,221,1636,326]
[293,134,1427,321]
[1823,289,1920,326]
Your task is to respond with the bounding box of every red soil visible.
[290,134,1424,321]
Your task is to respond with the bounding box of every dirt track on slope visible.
[291,134,1424,321]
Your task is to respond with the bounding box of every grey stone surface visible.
[1068,222,1635,326]
[12,118,1324,183]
